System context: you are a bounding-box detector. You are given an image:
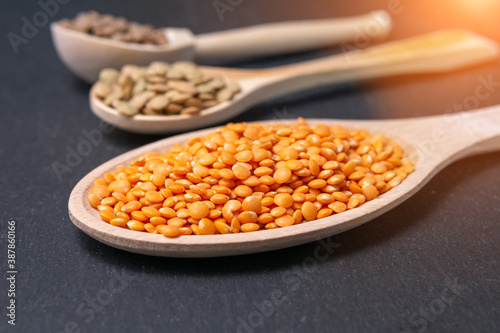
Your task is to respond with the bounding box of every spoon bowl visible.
[68,105,500,257]
[89,29,500,134]
[51,23,196,83]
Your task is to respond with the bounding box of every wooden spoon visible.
[51,11,391,83]
[89,29,499,134]
[68,105,500,257]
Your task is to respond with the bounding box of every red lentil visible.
[90,119,413,237]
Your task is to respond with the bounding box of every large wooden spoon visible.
[68,105,500,257]
[89,29,499,134]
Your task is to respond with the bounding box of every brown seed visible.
[146,95,169,110]
[167,80,197,94]
[166,103,183,114]
[217,88,235,102]
[185,97,203,107]
[180,106,201,115]
[115,101,139,116]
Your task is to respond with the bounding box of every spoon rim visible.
[51,21,188,53]
[68,118,423,257]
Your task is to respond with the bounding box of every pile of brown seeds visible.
[59,11,167,45]
[94,61,241,116]
[89,119,414,237]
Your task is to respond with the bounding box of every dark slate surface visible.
[1,0,499,332]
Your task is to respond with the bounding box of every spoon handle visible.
[246,30,499,101]
[194,10,391,62]
[424,105,500,166]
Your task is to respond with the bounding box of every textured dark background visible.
[1,0,500,332]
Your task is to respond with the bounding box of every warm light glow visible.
[458,0,500,11]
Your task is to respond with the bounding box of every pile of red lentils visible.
[89,119,414,237]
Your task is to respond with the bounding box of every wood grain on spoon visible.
[69,105,500,257]
[89,29,499,134]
